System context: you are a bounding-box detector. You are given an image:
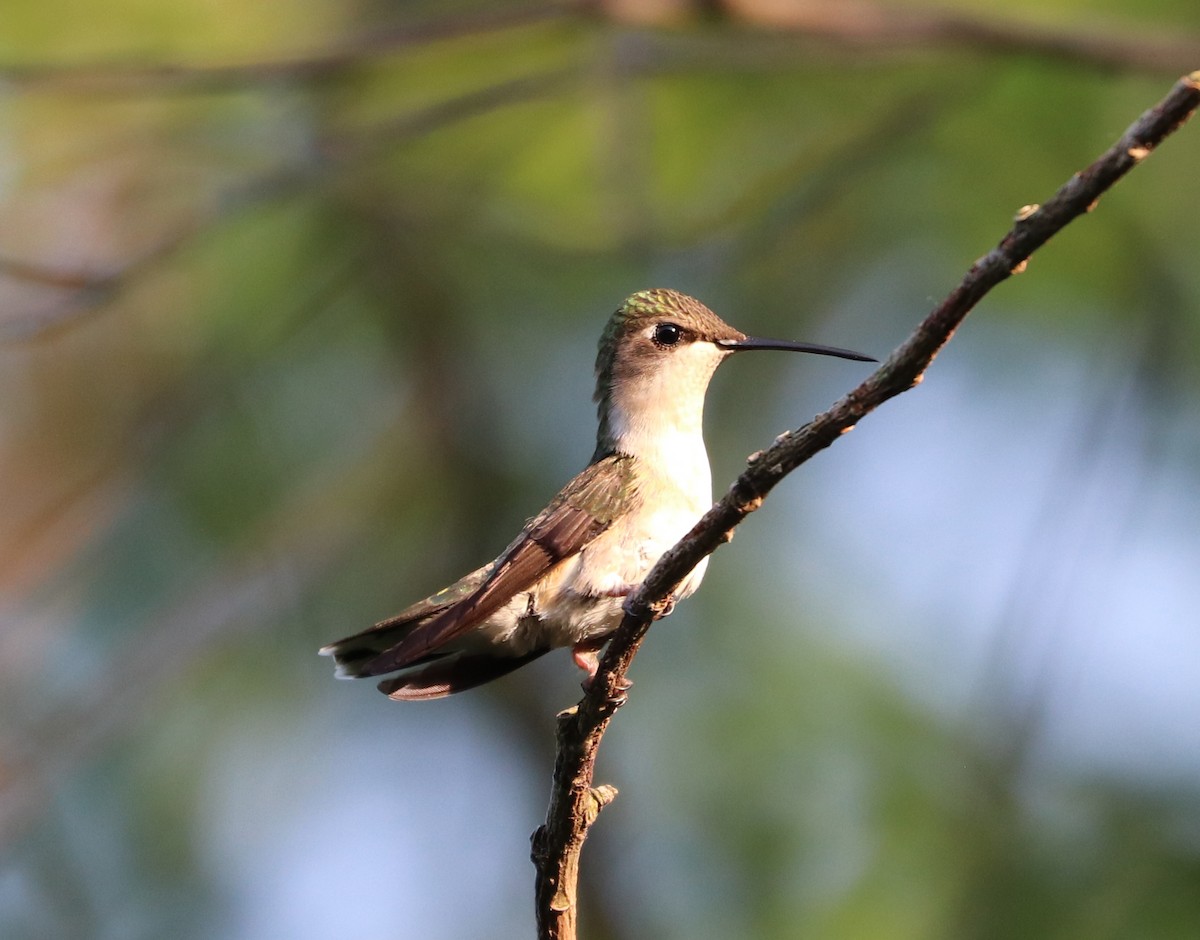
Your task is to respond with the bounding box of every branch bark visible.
[531,70,1200,940]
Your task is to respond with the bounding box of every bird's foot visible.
[619,590,677,619]
[652,593,677,619]
[572,639,632,703]
[604,674,633,706]
[572,639,605,680]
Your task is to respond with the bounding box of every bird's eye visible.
[653,322,683,347]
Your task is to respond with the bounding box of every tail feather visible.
[319,617,431,679]
[379,650,549,700]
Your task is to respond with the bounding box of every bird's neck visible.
[594,376,712,507]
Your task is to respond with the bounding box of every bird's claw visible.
[621,591,677,619]
[611,675,633,700]
[573,640,633,704]
[651,593,676,619]
[592,674,632,706]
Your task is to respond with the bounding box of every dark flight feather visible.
[318,564,492,675]
[351,454,641,678]
[379,650,550,700]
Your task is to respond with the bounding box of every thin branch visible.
[0,239,177,343]
[702,0,1200,75]
[531,69,1200,940]
[325,67,579,161]
[0,170,309,344]
[1,59,579,345]
[5,6,1191,339]
[0,1,592,95]
[4,1,1194,97]
[0,423,370,847]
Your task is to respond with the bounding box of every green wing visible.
[353,453,641,677]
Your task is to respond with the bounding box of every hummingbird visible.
[320,289,873,700]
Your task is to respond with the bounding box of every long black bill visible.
[717,336,876,363]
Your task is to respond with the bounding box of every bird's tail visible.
[378,649,549,700]
[318,615,427,679]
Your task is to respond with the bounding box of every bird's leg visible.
[572,580,677,702]
[572,638,606,680]
[599,581,676,620]
[570,581,637,684]
[572,637,633,701]
[594,580,637,599]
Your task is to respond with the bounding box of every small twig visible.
[531,70,1200,940]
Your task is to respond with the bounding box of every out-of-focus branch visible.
[613,0,1200,75]
[0,64,572,344]
[0,450,367,847]
[0,245,172,343]
[0,171,308,343]
[0,1,592,94]
[3,0,1195,96]
[324,68,579,160]
[531,70,1200,940]
[4,3,1193,340]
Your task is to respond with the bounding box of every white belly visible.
[467,483,711,656]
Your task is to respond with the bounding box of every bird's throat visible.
[597,382,712,510]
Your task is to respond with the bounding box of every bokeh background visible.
[2,1,1199,937]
